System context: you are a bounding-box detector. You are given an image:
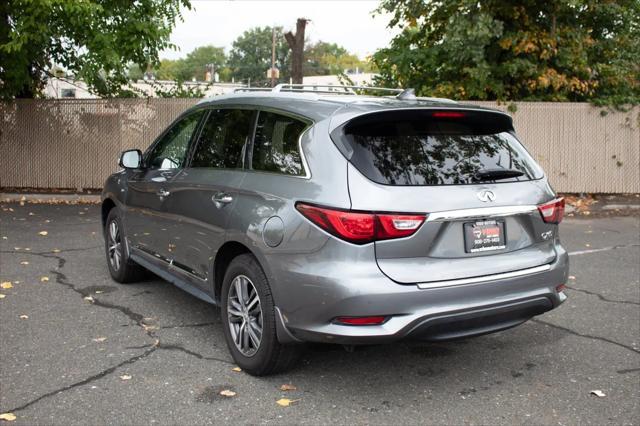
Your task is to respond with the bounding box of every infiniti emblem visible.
[477,190,496,202]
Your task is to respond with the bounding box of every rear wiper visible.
[473,168,524,182]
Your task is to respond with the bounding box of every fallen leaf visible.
[231,366,242,372]
[120,374,132,380]
[93,337,107,343]
[19,315,28,319]
[40,276,49,282]
[280,384,297,391]
[38,231,48,236]
[20,261,29,265]
[219,389,236,397]
[1,282,12,289]
[591,390,606,397]
[0,294,6,299]
[0,412,17,421]
[84,296,95,303]
[276,398,300,407]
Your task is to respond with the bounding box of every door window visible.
[251,111,307,176]
[146,111,204,170]
[191,109,255,169]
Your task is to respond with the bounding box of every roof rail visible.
[231,84,456,102]
[233,87,272,93]
[273,84,404,95]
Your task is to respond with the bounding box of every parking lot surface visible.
[0,203,638,425]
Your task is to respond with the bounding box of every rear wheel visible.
[104,208,145,283]
[221,254,301,375]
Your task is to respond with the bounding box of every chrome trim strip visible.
[417,264,551,289]
[426,205,538,222]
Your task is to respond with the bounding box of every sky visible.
[160,0,397,60]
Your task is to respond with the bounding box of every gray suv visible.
[102,85,569,375]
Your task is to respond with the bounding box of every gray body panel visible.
[102,92,568,345]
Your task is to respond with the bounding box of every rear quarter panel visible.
[226,119,352,304]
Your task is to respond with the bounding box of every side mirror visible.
[119,149,142,169]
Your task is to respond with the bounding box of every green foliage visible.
[304,41,373,76]
[0,0,190,99]
[227,26,291,85]
[150,46,225,82]
[127,64,145,81]
[373,0,640,107]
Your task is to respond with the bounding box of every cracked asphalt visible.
[0,203,638,425]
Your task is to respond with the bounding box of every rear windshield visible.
[339,110,543,186]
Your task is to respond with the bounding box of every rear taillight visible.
[538,197,565,224]
[295,203,426,244]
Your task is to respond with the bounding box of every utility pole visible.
[285,18,309,85]
[271,27,276,87]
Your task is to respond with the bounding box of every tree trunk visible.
[284,18,309,85]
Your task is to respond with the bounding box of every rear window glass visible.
[340,110,542,186]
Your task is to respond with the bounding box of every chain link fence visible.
[1,99,638,193]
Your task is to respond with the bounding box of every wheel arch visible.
[212,241,254,303]
[101,198,117,228]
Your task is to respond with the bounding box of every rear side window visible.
[191,109,254,169]
[251,111,307,176]
[338,110,542,186]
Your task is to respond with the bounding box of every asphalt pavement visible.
[0,203,638,425]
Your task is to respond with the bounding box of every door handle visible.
[212,193,233,205]
[157,189,170,197]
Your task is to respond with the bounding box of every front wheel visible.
[104,208,145,283]
[221,254,301,375]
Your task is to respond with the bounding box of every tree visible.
[372,0,640,106]
[228,26,290,86]
[0,0,190,99]
[174,45,225,82]
[155,59,182,81]
[304,41,373,76]
[284,18,309,84]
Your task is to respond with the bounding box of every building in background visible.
[44,77,244,99]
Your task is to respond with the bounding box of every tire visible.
[221,254,301,376]
[104,208,145,283]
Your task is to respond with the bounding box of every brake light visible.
[335,316,388,325]
[432,111,465,118]
[538,197,565,224]
[295,203,426,244]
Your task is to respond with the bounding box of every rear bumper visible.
[270,240,569,345]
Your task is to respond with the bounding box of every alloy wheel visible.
[227,274,263,357]
[107,220,122,271]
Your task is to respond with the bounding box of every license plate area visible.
[464,219,506,253]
